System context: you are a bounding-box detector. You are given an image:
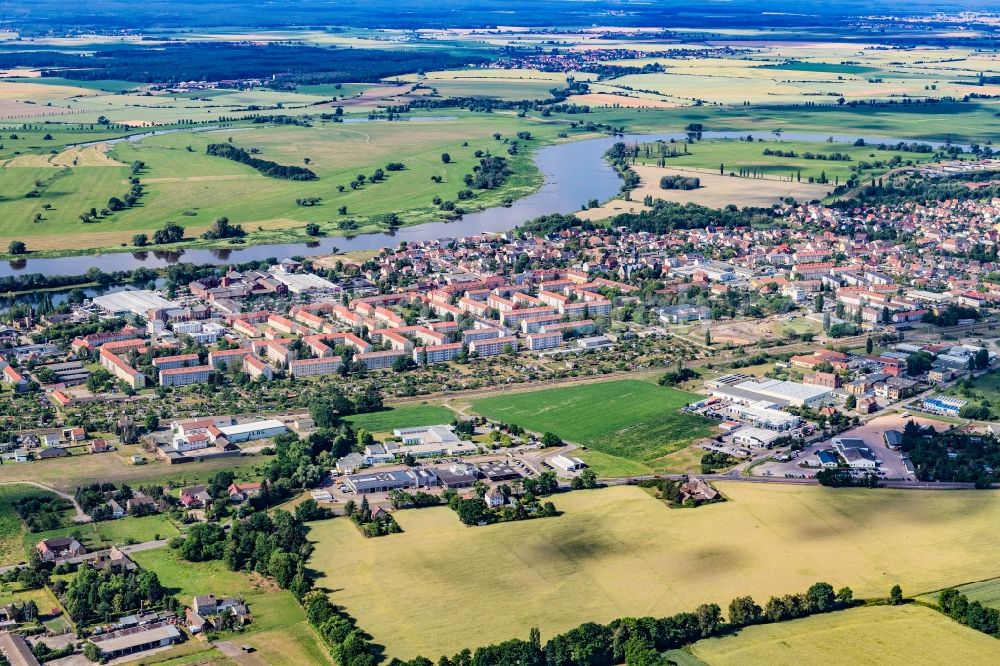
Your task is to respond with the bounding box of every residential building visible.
[159,364,213,387]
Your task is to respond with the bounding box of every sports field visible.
[311,482,1000,659]
[470,380,715,475]
[689,605,1000,665]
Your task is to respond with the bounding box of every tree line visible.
[382,581,860,666]
[206,143,317,180]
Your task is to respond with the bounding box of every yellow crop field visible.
[629,164,831,207]
[689,604,1000,665]
[310,483,1000,659]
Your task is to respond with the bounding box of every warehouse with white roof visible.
[92,290,181,317]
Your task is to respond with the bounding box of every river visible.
[3,130,964,279]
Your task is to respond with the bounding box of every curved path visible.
[0,480,90,523]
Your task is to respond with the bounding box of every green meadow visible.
[633,137,939,184]
[343,403,456,434]
[0,111,583,252]
[471,379,716,475]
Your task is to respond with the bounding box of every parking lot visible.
[751,413,937,481]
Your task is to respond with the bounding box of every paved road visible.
[602,472,979,490]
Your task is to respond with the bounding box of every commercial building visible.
[213,419,287,444]
[732,426,786,448]
[89,622,182,660]
[479,461,523,482]
[576,336,613,349]
[727,378,832,408]
[344,469,438,493]
[659,304,711,324]
[393,425,459,445]
[549,454,586,472]
[92,290,180,318]
[884,430,904,451]
[267,269,337,293]
[434,462,480,488]
[725,400,801,431]
[833,438,879,469]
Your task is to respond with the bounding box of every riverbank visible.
[0,128,972,277]
[0,116,564,262]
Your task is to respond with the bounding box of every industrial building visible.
[711,378,832,409]
[92,290,181,317]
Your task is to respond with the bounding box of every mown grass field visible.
[0,484,75,565]
[23,513,181,556]
[311,482,1000,659]
[0,581,59,610]
[471,380,715,476]
[633,137,938,185]
[131,546,332,664]
[343,403,455,434]
[689,604,1000,665]
[0,451,268,494]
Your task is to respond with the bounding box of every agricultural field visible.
[918,577,1000,610]
[579,100,1000,145]
[632,138,939,187]
[688,605,1000,665]
[406,69,593,101]
[342,403,455,434]
[471,379,715,476]
[311,482,1000,659]
[577,43,1000,107]
[623,164,831,210]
